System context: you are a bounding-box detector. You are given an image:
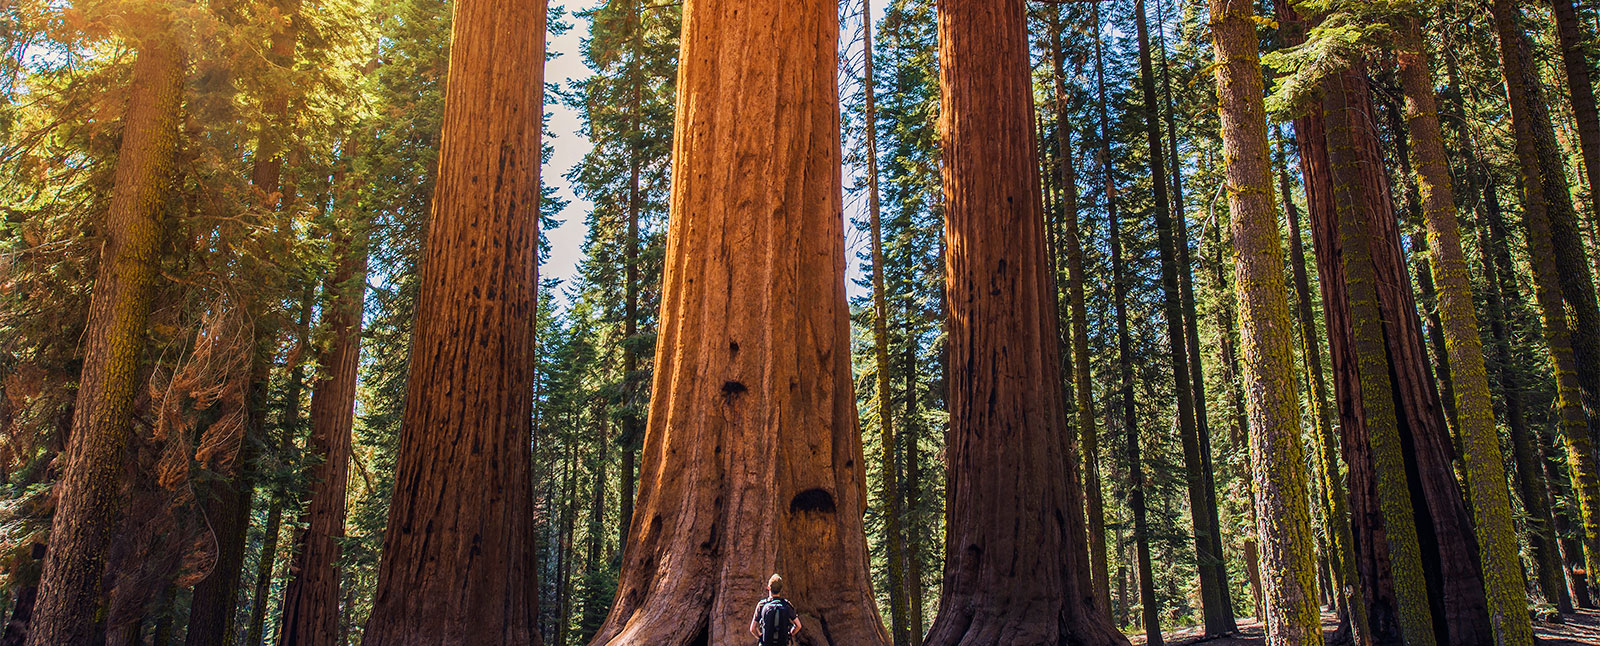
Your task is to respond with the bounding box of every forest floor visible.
[1130,608,1600,645]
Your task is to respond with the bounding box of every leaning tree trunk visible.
[1553,0,1600,231]
[1490,0,1600,599]
[360,0,546,642]
[588,1,888,644]
[25,20,183,646]
[923,1,1128,644]
[1208,1,1321,643]
[1395,14,1533,643]
[279,189,369,645]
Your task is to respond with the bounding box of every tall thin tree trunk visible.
[590,1,888,642]
[1554,0,1600,229]
[361,0,547,641]
[279,156,369,646]
[25,21,183,646]
[1490,0,1600,602]
[244,287,314,646]
[862,2,909,642]
[1092,6,1159,642]
[1207,4,1321,642]
[922,1,1127,644]
[1049,4,1109,619]
[902,311,924,646]
[618,0,644,550]
[1134,0,1229,634]
[1395,14,1534,644]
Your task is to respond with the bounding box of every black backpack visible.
[757,597,795,646]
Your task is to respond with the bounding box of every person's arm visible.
[750,605,761,638]
[790,616,802,635]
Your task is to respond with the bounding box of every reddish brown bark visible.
[922,1,1127,644]
[590,1,887,644]
[279,196,368,645]
[360,0,547,641]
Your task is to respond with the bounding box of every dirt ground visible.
[1128,608,1600,645]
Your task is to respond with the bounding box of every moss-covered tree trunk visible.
[1395,14,1533,644]
[24,21,183,646]
[360,0,547,641]
[921,1,1128,644]
[590,1,887,644]
[1208,1,1320,642]
[1489,0,1600,601]
[1553,0,1600,228]
[1321,67,1438,646]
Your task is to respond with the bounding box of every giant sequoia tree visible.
[922,1,1126,644]
[588,1,889,644]
[24,15,185,646]
[360,0,548,641]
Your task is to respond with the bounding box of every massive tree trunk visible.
[279,186,369,645]
[1208,1,1320,642]
[862,2,910,642]
[1049,5,1108,618]
[589,1,887,644]
[1321,67,1439,646]
[360,0,547,641]
[25,20,183,646]
[1395,14,1533,644]
[1276,3,1489,633]
[1133,0,1232,635]
[1490,0,1600,601]
[922,1,1127,644]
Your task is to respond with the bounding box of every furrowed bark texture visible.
[280,210,368,645]
[1490,0,1600,598]
[925,1,1127,644]
[1395,16,1532,643]
[1296,56,1488,645]
[25,26,183,646]
[590,1,888,644]
[1208,3,1320,643]
[360,0,546,641]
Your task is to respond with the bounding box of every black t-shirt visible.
[752,596,796,643]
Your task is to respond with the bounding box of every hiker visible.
[749,573,802,645]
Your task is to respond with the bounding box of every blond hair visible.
[767,574,784,595]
